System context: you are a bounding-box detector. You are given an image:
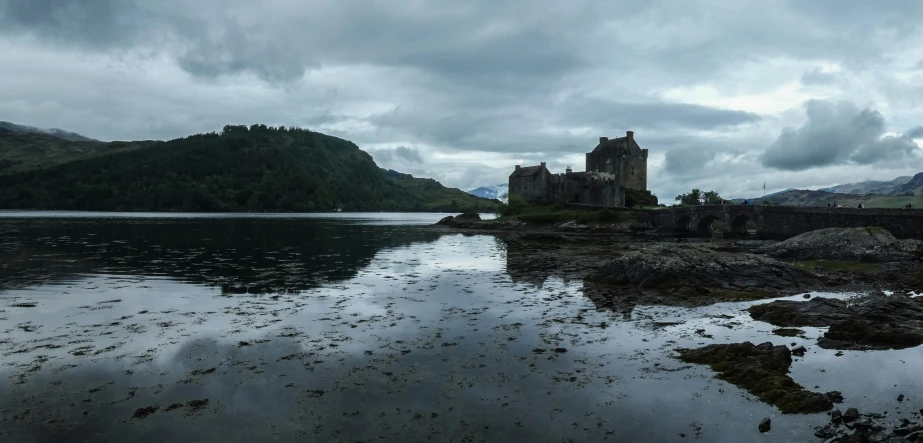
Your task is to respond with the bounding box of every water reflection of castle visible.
[501,237,637,320]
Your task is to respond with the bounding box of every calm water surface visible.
[1,212,921,442]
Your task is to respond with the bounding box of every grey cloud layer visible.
[6,0,923,85]
[2,0,923,197]
[760,100,921,171]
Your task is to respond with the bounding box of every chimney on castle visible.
[515,165,521,170]
[540,162,546,167]
[565,166,572,173]
[599,136,608,144]
[626,131,634,146]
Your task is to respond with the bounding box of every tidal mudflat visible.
[1,213,921,442]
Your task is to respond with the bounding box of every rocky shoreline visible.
[437,216,923,440]
[437,217,923,296]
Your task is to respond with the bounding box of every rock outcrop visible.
[589,244,821,295]
[749,295,923,350]
[749,297,853,327]
[755,227,923,263]
[676,341,843,414]
[812,406,923,442]
[436,214,525,230]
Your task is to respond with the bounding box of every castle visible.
[508,131,648,207]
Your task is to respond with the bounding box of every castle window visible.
[631,167,635,176]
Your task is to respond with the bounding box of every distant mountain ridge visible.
[727,172,923,209]
[0,121,97,142]
[738,189,923,209]
[467,184,508,202]
[819,176,913,195]
[0,125,154,174]
[890,173,923,196]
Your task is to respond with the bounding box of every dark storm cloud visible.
[562,99,761,131]
[0,0,587,86]
[907,126,923,139]
[3,0,921,94]
[3,0,922,88]
[175,20,314,83]
[0,0,149,48]
[363,98,760,158]
[760,100,920,171]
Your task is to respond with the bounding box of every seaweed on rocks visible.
[589,244,821,296]
[755,227,923,263]
[749,295,923,350]
[676,341,843,414]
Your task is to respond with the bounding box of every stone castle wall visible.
[547,172,623,207]
[509,132,647,208]
[509,168,551,203]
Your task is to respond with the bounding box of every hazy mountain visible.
[819,176,913,195]
[733,189,923,209]
[0,125,154,174]
[889,172,923,196]
[467,184,508,202]
[0,121,97,142]
[726,172,923,208]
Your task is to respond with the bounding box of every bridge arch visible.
[697,215,721,237]
[676,215,691,232]
[730,214,752,236]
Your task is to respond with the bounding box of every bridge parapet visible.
[645,205,923,239]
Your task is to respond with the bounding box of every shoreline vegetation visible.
[494,196,648,225]
[438,196,651,231]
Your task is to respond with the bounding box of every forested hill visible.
[0,124,498,212]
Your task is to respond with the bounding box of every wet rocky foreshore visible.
[437,216,923,440]
[4,213,923,442]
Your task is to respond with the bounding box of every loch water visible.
[1,212,921,442]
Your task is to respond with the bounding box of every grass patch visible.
[495,196,645,225]
[794,260,881,273]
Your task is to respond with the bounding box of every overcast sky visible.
[2,0,923,199]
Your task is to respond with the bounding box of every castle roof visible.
[591,136,631,153]
[509,164,547,178]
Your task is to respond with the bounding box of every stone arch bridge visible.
[646,205,923,239]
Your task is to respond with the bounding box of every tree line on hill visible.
[0,124,498,213]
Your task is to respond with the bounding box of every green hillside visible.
[0,124,498,213]
[0,127,156,174]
